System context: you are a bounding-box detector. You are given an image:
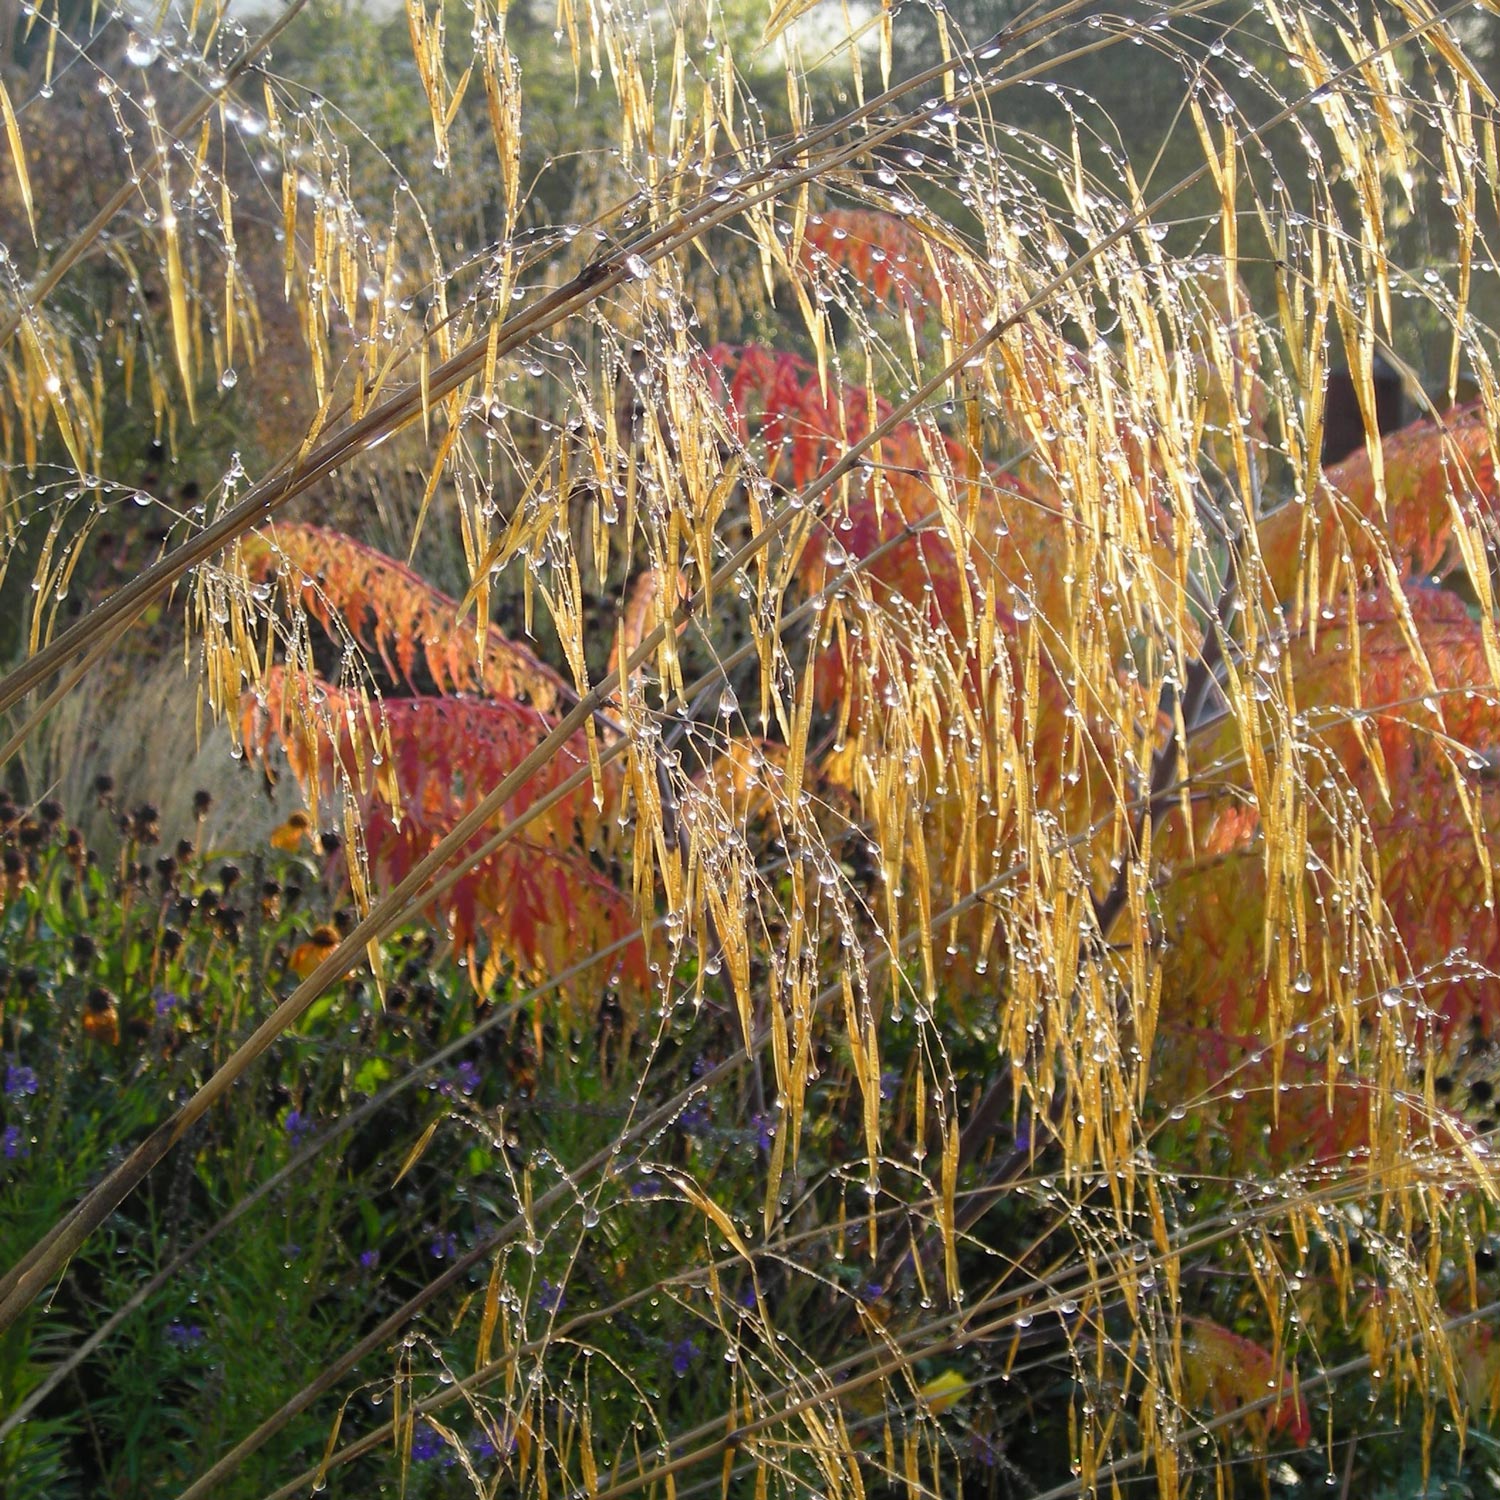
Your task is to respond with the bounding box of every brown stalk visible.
[0,15,1083,1325]
[0,1,1055,722]
[0,495,949,1438]
[2,0,1462,1330]
[179,730,1265,1500]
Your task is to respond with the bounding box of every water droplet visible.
[125,32,160,66]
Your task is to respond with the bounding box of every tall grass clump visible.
[2,0,1500,1494]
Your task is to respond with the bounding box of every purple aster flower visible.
[970,1433,999,1468]
[860,1281,884,1303]
[678,1102,710,1133]
[154,989,181,1017]
[359,1248,380,1272]
[456,1060,482,1096]
[4,1065,38,1098]
[166,1319,205,1348]
[411,1422,445,1463]
[3,1125,27,1159]
[750,1112,774,1152]
[670,1338,699,1377]
[538,1277,564,1313]
[284,1109,312,1146]
[429,1231,459,1260]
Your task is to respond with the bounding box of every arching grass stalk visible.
[0,495,961,1429]
[0,2,1048,721]
[2,7,1490,1493]
[168,709,1422,1500]
[563,1163,1486,1500]
[0,0,314,351]
[1025,1295,1500,1500]
[263,1159,1493,1500]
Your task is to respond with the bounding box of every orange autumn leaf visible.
[1158,584,1500,1056]
[1255,402,1500,611]
[241,524,571,710]
[1182,1317,1310,1447]
[246,669,644,997]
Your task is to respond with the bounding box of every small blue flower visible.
[538,1277,564,1312]
[359,1248,381,1271]
[678,1102,710,1133]
[4,1065,38,1098]
[670,1338,699,1377]
[631,1175,664,1198]
[284,1109,312,1146]
[859,1281,884,1303]
[154,989,181,1017]
[166,1319,205,1348]
[750,1112,774,1152]
[429,1231,459,1260]
[456,1060,482,1097]
[2,1125,27,1159]
[411,1421,445,1463]
[879,1070,901,1101]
